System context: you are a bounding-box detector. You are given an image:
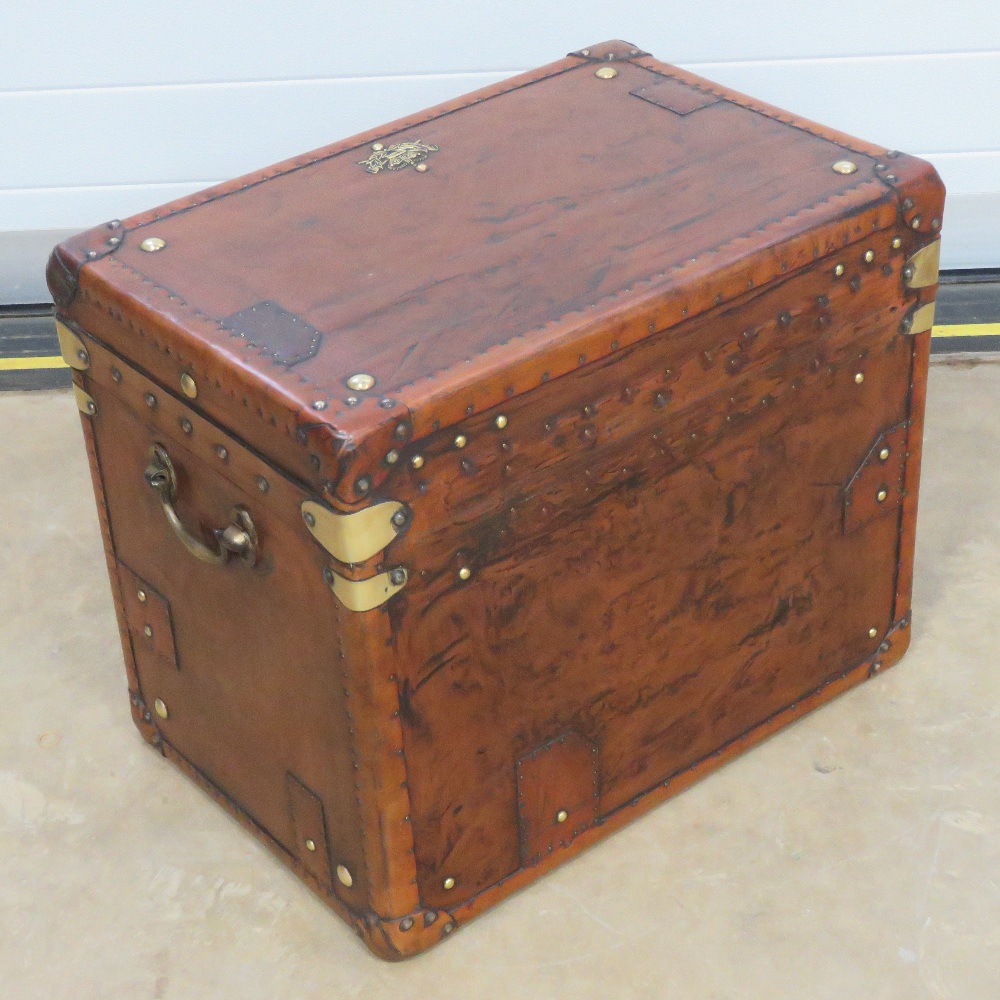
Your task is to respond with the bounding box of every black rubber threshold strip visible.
[1,272,999,390]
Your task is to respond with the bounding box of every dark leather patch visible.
[117,562,180,670]
[631,76,720,115]
[843,421,909,534]
[516,731,599,867]
[286,773,334,888]
[221,300,323,366]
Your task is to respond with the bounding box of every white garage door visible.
[2,2,995,300]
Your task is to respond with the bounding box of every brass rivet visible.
[854,372,865,384]
[111,367,123,383]
[355,476,371,495]
[454,434,467,449]
[153,698,168,719]
[833,263,845,277]
[873,661,883,672]
[891,237,902,250]
[400,916,414,931]
[257,476,269,492]
[411,454,425,469]
[137,589,147,602]
[144,392,157,408]
[869,627,878,639]
[391,509,408,527]
[305,838,316,852]
[180,372,197,398]
[179,417,193,435]
[385,449,400,465]
[139,236,166,252]
[389,567,407,586]
[556,809,569,824]
[458,567,471,581]
[832,160,858,175]
[143,625,153,638]
[345,396,359,407]
[312,400,327,411]
[303,511,316,528]
[911,216,922,229]
[346,373,376,392]
[414,163,429,172]
[85,400,97,414]
[337,864,354,887]
[595,66,618,79]
[371,142,384,151]
[442,876,456,890]
[876,489,888,502]
[879,447,890,461]
[863,249,875,264]
[442,922,455,935]
[495,414,508,430]
[215,445,229,461]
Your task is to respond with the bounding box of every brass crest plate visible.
[358,140,439,174]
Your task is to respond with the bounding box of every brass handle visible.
[144,443,258,567]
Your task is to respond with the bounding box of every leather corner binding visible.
[569,40,649,62]
[46,219,127,308]
[843,422,909,534]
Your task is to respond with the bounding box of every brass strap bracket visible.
[302,499,409,565]
[900,301,936,336]
[327,566,407,612]
[56,320,90,370]
[902,240,940,289]
[74,384,97,416]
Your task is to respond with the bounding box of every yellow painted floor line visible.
[932,323,1000,338]
[0,355,67,371]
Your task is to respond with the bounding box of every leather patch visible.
[843,422,909,534]
[516,732,599,867]
[286,773,333,888]
[221,300,323,366]
[630,76,720,115]
[116,563,180,670]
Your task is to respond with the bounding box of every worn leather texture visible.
[53,40,944,959]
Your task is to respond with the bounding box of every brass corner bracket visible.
[903,240,940,289]
[327,567,407,612]
[301,499,408,565]
[56,320,90,370]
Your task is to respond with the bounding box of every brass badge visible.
[358,140,439,174]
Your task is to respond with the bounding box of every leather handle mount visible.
[144,443,258,567]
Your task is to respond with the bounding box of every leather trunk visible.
[49,40,945,960]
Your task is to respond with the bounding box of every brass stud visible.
[137,589,147,603]
[179,417,193,435]
[153,697,168,719]
[143,625,153,638]
[312,400,327,411]
[303,510,316,528]
[879,447,890,461]
[556,809,569,824]
[458,567,471,581]
[832,160,858,175]
[399,916,414,931]
[863,249,875,264]
[869,628,878,639]
[257,476,269,492]
[442,876,456,890]
[454,434,467,449]
[854,372,865,384]
[414,163,429,172]
[371,142,384,151]
[495,414,508,430]
[180,372,197,398]
[442,921,455,935]
[391,509,408,527]
[911,217,922,229]
[891,237,902,250]
[595,66,618,79]
[305,838,316,852]
[111,367,123,383]
[346,373,376,392]
[215,445,229,461]
[139,236,166,253]
[876,489,888,503]
[337,864,354,887]
[411,454,425,469]
[833,263,845,277]
[385,449,400,465]
[144,392,157,408]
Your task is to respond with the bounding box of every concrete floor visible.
[2,363,998,999]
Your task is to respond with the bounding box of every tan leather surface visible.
[57,41,945,959]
